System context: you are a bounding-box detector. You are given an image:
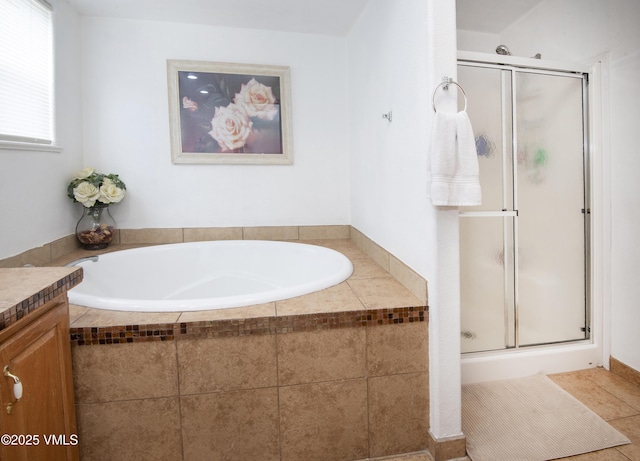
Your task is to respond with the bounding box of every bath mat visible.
[462,374,630,461]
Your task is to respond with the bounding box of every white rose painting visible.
[168,60,292,164]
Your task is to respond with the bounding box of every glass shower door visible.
[516,71,587,346]
[459,65,516,353]
[458,63,588,354]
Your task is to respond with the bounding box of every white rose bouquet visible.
[67,167,126,208]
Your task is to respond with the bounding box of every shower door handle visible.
[459,211,517,218]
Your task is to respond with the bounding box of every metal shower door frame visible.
[458,57,591,352]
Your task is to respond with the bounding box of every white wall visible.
[458,0,640,372]
[348,0,463,441]
[0,0,84,259]
[79,18,350,230]
[347,0,434,277]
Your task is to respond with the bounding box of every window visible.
[0,0,53,145]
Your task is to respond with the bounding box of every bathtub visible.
[68,240,353,312]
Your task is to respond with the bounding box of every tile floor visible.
[372,367,639,461]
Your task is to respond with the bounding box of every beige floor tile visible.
[72,341,178,403]
[559,448,632,460]
[279,379,368,461]
[549,372,638,421]
[367,321,429,376]
[579,367,640,411]
[549,368,640,461]
[177,334,277,394]
[275,282,364,315]
[368,372,430,458]
[609,415,640,460]
[365,452,435,461]
[76,397,182,461]
[277,327,367,386]
[181,388,280,461]
[348,277,424,309]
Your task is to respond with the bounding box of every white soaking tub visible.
[68,240,353,312]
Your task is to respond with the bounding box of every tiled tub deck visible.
[60,239,430,461]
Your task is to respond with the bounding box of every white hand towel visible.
[430,111,482,207]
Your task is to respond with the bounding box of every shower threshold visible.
[461,340,600,384]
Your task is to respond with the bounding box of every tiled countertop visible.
[0,266,83,331]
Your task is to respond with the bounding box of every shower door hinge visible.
[581,326,591,333]
[581,208,591,214]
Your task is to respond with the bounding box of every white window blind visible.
[0,0,53,145]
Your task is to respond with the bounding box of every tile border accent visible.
[0,268,83,331]
[610,356,640,388]
[69,306,427,347]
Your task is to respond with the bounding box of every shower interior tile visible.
[76,397,182,461]
[279,379,368,461]
[368,372,430,458]
[72,341,179,403]
[277,327,367,386]
[180,387,280,461]
[176,334,278,395]
[367,321,429,377]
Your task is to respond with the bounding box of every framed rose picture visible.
[167,60,293,164]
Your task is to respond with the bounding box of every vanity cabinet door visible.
[0,295,78,461]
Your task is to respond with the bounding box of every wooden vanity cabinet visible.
[0,293,79,461]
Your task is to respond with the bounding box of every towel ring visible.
[432,78,467,113]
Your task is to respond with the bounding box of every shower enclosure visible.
[458,55,590,355]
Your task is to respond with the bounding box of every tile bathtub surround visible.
[25,235,432,460]
[71,320,430,461]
